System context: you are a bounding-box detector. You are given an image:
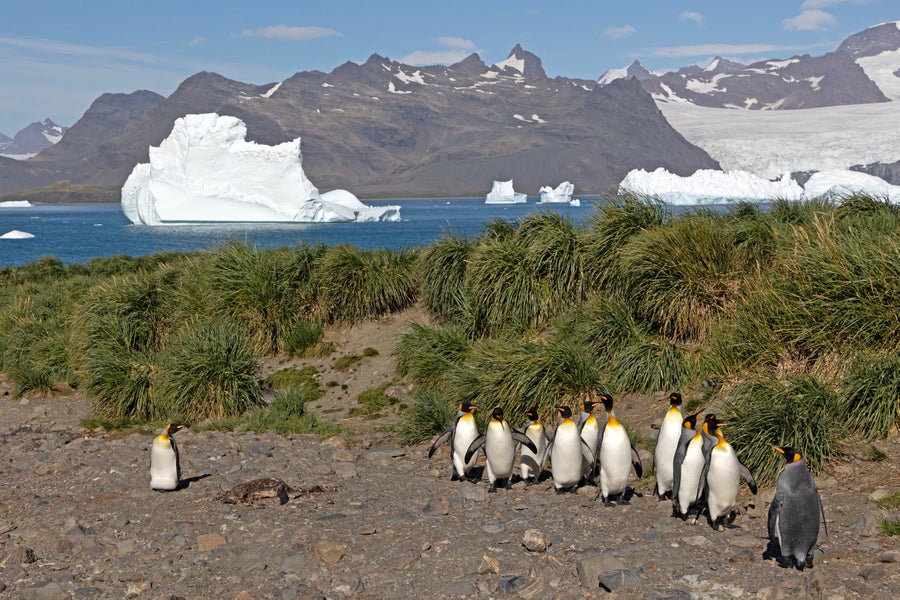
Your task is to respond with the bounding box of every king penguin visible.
[465,407,537,492]
[596,393,643,505]
[767,445,827,570]
[150,422,186,491]
[549,406,591,493]
[700,415,757,530]
[671,411,706,521]
[653,392,684,500]
[428,402,480,481]
[579,396,601,484]
[518,407,548,485]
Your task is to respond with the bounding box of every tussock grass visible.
[396,390,457,445]
[393,323,472,391]
[722,375,841,485]
[315,245,419,323]
[156,322,263,422]
[840,352,900,440]
[418,236,473,322]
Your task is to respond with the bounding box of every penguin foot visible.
[488,483,497,493]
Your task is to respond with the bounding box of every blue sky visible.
[1,0,896,136]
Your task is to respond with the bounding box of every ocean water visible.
[0,198,600,268]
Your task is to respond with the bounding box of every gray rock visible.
[522,529,550,552]
[441,580,476,597]
[575,552,627,589]
[598,568,641,591]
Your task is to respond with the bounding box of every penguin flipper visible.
[767,495,780,542]
[630,446,643,478]
[580,439,596,470]
[428,428,452,458]
[739,462,757,494]
[512,431,538,454]
[464,435,487,464]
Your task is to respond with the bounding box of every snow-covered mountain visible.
[602,21,900,109]
[0,119,67,159]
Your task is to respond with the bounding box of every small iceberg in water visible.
[485,179,527,204]
[1,230,35,239]
[538,181,575,204]
[0,200,33,208]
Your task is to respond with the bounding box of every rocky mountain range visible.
[2,21,899,199]
[598,20,900,110]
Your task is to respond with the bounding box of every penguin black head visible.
[459,402,476,414]
[682,410,702,430]
[582,397,599,412]
[165,423,186,435]
[557,405,572,419]
[772,445,803,464]
[702,413,718,433]
[598,393,614,412]
[526,407,539,421]
[491,406,504,421]
[668,392,683,407]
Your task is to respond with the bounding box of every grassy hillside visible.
[1,194,898,484]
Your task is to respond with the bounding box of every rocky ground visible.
[1,307,898,599]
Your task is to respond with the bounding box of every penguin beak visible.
[771,445,785,454]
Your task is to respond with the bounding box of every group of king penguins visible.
[428,393,642,503]
[428,392,827,571]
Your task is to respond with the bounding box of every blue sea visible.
[0,198,601,268]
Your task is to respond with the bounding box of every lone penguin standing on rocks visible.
[766,445,827,570]
[150,423,186,491]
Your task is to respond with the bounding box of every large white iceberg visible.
[619,167,900,205]
[538,181,575,203]
[485,179,527,204]
[1,230,35,239]
[0,200,33,208]
[121,113,399,225]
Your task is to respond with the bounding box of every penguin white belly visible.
[580,419,600,476]
[150,440,179,491]
[677,440,706,515]
[485,423,515,482]
[519,425,546,480]
[654,411,682,494]
[453,418,480,476]
[599,426,631,497]
[706,446,740,521]
[551,426,582,488]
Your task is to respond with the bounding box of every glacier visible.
[485,179,527,204]
[619,167,900,205]
[121,113,400,225]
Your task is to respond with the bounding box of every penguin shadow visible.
[595,486,642,506]
[177,473,213,490]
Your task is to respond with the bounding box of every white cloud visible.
[189,37,206,47]
[603,25,637,40]
[782,9,837,31]
[679,11,704,26]
[437,37,476,50]
[241,25,341,41]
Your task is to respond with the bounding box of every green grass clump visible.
[284,319,324,357]
[840,352,900,440]
[265,366,322,403]
[315,245,419,323]
[875,491,900,510]
[349,384,398,418]
[156,322,263,422]
[722,375,842,485]
[396,391,457,445]
[418,236,474,322]
[205,387,342,436]
[393,323,471,391]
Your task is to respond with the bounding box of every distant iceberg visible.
[121,113,400,225]
[538,181,575,204]
[619,168,802,205]
[618,167,900,205]
[1,230,35,239]
[485,179,527,204]
[802,170,900,202]
[0,200,32,208]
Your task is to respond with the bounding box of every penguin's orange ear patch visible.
[792,452,801,463]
